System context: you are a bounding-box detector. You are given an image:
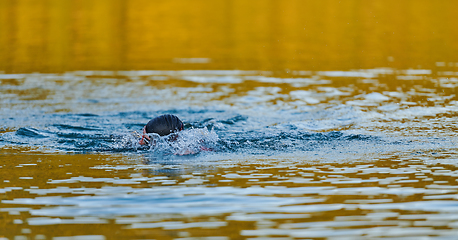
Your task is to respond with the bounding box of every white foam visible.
[318,71,376,78]
[364,92,390,101]
[181,75,242,83]
[403,69,431,75]
[0,74,26,79]
[173,58,211,63]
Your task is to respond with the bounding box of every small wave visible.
[16,127,50,139]
[53,124,102,132]
[76,113,99,117]
[217,130,378,154]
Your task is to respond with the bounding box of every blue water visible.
[2,108,373,154]
[1,70,457,158]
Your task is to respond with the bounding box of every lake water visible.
[2,1,458,239]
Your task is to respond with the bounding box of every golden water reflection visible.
[1,0,458,73]
[2,150,458,239]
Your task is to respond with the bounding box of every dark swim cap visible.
[145,114,184,136]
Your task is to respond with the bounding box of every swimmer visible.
[138,114,184,145]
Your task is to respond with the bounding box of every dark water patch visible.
[16,127,51,139]
[53,124,102,132]
[340,133,374,141]
[75,113,99,117]
[122,123,146,130]
[188,117,215,129]
[118,111,150,118]
[56,132,111,140]
[220,115,248,125]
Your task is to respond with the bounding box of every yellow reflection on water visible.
[2,152,458,239]
[1,0,458,73]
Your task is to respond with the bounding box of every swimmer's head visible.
[145,114,183,136]
[139,114,184,145]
